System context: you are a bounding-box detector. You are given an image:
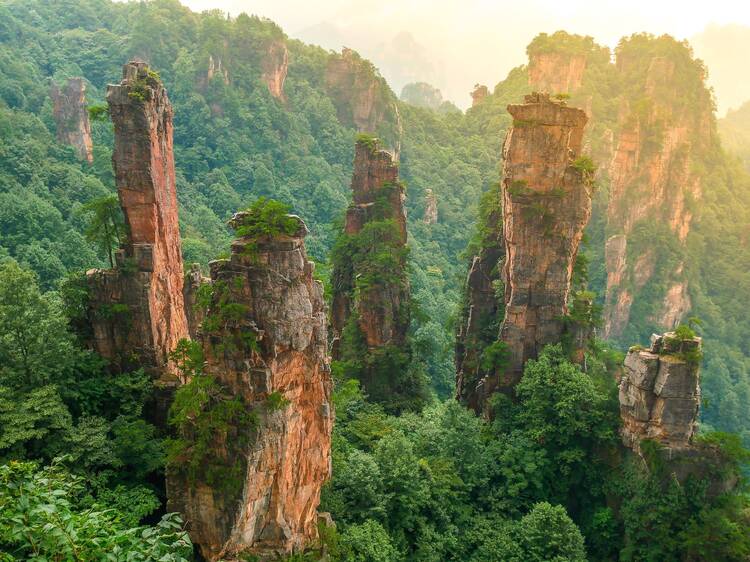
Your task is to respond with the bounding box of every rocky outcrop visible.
[619,332,701,452]
[470,84,489,107]
[207,55,229,85]
[50,77,93,163]
[167,213,332,561]
[86,62,188,377]
[496,93,592,392]
[528,52,586,94]
[455,191,503,410]
[183,263,208,339]
[422,188,438,224]
[603,49,711,339]
[261,40,288,101]
[457,94,593,410]
[331,137,408,355]
[325,48,393,133]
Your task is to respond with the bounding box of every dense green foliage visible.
[0,460,192,560]
[323,345,749,561]
[2,1,750,559]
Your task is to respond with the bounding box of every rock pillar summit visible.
[619,332,702,453]
[498,93,592,391]
[331,137,408,355]
[167,211,332,561]
[50,77,94,163]
[457,93,593,411]
[86,61,188,376]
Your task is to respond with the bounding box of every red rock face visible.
[86,62,188,377]
[325,48,391,132]
[330,139,408,356]
[497,93,592,391]
[50,78,93,163]
[262,40,288,101]
[470,84,489,107]
[167,215,332,561]
[603,55,709,339]
[528,52,587,94]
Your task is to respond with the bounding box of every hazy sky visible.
[178,0,750,112]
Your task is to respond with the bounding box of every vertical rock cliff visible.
[167,212,332,561]
[422,188,438,224]
[619,332,701,453]
[261,40,288,101]
[50,77,94,163]
[330,137,423,411]
[603,46,711,339]
[528,52,586,95]
[331,137,408,354]
[454,188,503,410]
[86,61,188,376]
[470,84,489,107]
[325,48,399,146]
[456,94,593,411]
[497,93,593,391]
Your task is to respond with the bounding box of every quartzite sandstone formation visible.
[470,84,489,107]
[50,77,94,163]
[167,213,332,561]
[619,332,701,453]
[325,48,394,134]
[261,40,288,100]
[528,51,586,94]
[602,53,711,338]
[330,137,408,357]
[497,93,592,393]
[454,191,503,410]
[86,61,188,376]
[422,188,438,224]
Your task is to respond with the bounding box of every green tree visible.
[81,195,125,268]
[0,459,192,561]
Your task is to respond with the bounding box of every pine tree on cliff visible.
[330,135,429,413]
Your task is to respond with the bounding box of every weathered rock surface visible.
[470,84,489,107]
[183,263,208,339]
[325,48,393,133]
[50,77,93,163]
[261,40,288,101]
[207,55,229,85]
[422,188,438,224]
[619,332,701,452]
[331,138,409,356]
[494,93,592,392]
[86,62,188,377]
[167,214,332,561]
[457,94,593,410]
[528,52,586,94]
[454,191,503,410]
[603,53,710,338]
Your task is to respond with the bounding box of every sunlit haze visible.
[174,0,750,112]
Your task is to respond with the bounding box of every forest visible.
[1,1,750,560]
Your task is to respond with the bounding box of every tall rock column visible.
[455,186,504,410]
[50,77,93,163]
[331,137,408,354]
[330,137,422,411]
[167,212,332,561]
[86,61,188,376]
[497,93,592,393]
